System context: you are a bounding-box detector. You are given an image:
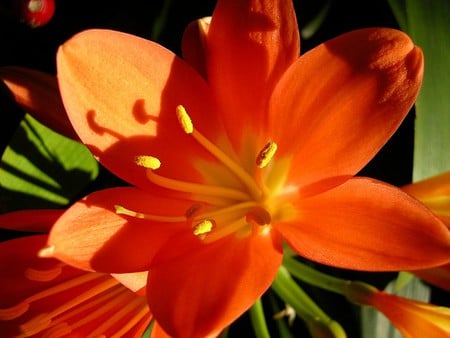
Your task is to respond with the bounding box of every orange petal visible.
[207,0,299,147]
[150,321,173,338]
[147,232,282,337]
[402,171,450,227]
[0,236,152,337]
[0,209,63,233]
[181,17,211,79]
[47,187,194,272]
[269,28,423,188]
[0,66,78,140]
[402,171,450,199]
[275,177,450,271]
[111,271,148,295]
[57,29,222,189]
[369,292,450,337]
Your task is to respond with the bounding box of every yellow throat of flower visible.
[115,105,297,243]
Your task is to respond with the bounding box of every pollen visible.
[256,141,278,168]
[193,219,214,238]
[176,105,194,134]
[38,245,55,258]
[135,155,161,170]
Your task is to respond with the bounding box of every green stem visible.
[249,299,271,338]
[282,255,348,295]
[271,266,347,338]
[272,266,329,319]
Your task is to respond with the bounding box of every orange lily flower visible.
[402,171,450,227]
[349,282,450,338]
[40,0,450,336]
[371,293,450,338]
[401,171,450,291]
[0,210,158,337]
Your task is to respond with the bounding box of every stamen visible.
[26,273,104,304]
[41,278,119,323]
[193,219,214,239]
[176,105,263,200]
[63,286,127,331]
[110,304,151,337]
[24,266,62,282]
[115,205,186,223]
[256,141,278,168]
[20,313,52,337]
[201,217,248,243]
[40,322,72,338]
[19,277,119,337]
[176,105,193,134]
[38,245,55,258]
[88,297,147,337]
[144,163,251,201]
[135,155,161,169]
[199,201,259,219]
[0,302,29,320]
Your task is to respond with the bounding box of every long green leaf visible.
[0,114,99,211]
[401,0,450,181]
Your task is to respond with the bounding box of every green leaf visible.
[301,0,332,40]
[0,114,99,211]
[396,0,450,181]
[386,0,408,31]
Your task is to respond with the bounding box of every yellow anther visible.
[135,155,161,170]
[256,141,278,168]
[115,205,139,217]
[176,105,194,134]
[193,219,214,238]
[38,245,55,258]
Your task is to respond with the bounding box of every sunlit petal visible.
[148,231,282,337]
[57,29,223,189]
[207,0,299,147]
[269,28,423,188]
[276,177,450,270]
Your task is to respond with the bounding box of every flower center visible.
[116,105,295,242]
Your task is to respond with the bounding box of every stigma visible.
[116,105,289,243]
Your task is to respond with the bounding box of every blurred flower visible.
[346,281,450,338]
[13,0,55,28]
[402,171,450,227]
[0,66,78,139]
[19,0,449,336]
[0,209,156,337]
[401,171,450,291]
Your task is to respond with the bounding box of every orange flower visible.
[41,0,449,336]
[401,172,450,291]
[369,290,450,337]
[0,210,157,337]
[346,282,450,337]
[402,171,450,227]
